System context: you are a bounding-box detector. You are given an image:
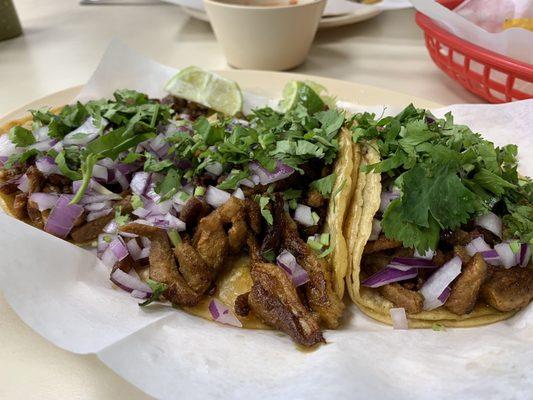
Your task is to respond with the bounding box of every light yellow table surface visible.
[0,1,483,399]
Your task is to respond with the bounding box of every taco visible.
[0,72,354,346]
[344,105,533,328]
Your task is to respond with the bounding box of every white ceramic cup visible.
[204,0,326,71]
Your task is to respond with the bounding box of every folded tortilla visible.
[343,142,516,328]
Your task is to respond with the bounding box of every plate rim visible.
[0,70,442,123]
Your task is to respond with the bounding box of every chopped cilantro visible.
[139,279,168,307]
[310,173,336,199]
[259,196,273,225]
[114,206,131,226]
[130,194,144,210]
[217,169,249,190]
[8,126,36,147]
[352,105,533,252]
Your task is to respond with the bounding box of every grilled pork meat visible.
[380,283,423,314]
[120,223,202,306]
[480,266,533,312]
[446,253,488,315]
[364,235,402,254]
[282,212,344,329]
[174,243,213,294]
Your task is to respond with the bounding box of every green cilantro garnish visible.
[259,196,273,225]
[167,229,182,247]
[310,173,336,199]
[139,279,168,307]
[217,169,249,190]
[114,206,130,226]
[8,126,36,147]
[130,194,144,210]
[352,105,533,252]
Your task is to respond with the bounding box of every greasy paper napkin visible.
[1,41,532,400]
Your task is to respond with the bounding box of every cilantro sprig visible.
[352,105,533,251]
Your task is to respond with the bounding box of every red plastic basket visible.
[415,0,533,103]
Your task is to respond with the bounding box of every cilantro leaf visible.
[8,126,35,147]
[310,173,336,199]
[55,151,82,181]
[217,169,249,190]
[157,169,181,200]
[259,196,273,225]
[139,278,168,307]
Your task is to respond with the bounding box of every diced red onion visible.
[28,139,54,152]
[33,126,50,141]
[86,208,112,222]
[205,161,223,176]
[419,256,462,310]
[414,249,435,260]
[294,204,315,227]
[276,250,310,287]
[233,188,245,200]
[131,290,151,299]
[110,268,152,296]
[126,239,143,261]
[390,308,408,330]
[0,156,7,166]
[130,172,152,196]
[73,178,121,199]
[114,170,130,191]
[239,178,255,188]
[479,249,501,266]
[475,212,502,238]
[35,156,61,176]
[92,164,109,183]
[84,201,111,212]
[494,243,517,268]
[117,163,140,176]
[97,233,115,256]
[17,174,30,193]
[380,188,400,213]
[0,134,19,157]
[29,193,59,211]
[103,220,118,234]
[206,185,231,208]
[369,218,382,241]
[101,246,117,268]
[79,194,121,204]
[149,134,167,152]
[362,266,418,288]
[518,243,531,267]
[465,237,492,257]
[108,236,129,261]
[249,160,294,185]
[51,141,63,153]
[44,195,84,238]
[146,213,186,231]
[423,286,452,311]
[208,299,242,327]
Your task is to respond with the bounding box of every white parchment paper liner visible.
[1,41,532,400]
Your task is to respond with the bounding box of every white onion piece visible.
[126,239,143,261]
[233,187,245,200]
[294,204,315,227]
[29,193,59,211]
[17,174,30,193]
[369,219,382,241]
[494,243,516,268]
[414,249,435,260]
[101,246,118,268]
[390,308,408,330]
[63,117,107,146]
[86,208,112,222]
[379,188,400,213]
[475,212,502,238]
[206,186,231,208]
[205,161,223,176]
[208,299,242,327]
[465,237,491,256]
[0,134,20,157]
[419,256,462,311]
[110,268,152,295]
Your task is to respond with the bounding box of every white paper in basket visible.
[1,41,533,400]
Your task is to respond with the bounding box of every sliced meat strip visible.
[120,223,201,306]
[174,243,213,294]
[281,213,344,329]
[249,262,324,347]
[260,193,283,258]
[446,253,488,315]
[70,196,132,243]
[379,283,423,314]
[454,245,471,264]
[305,189,325,208]
[26,166,44,193]
[480,266,533,312]
[363,235,402,254]
[234,292,250,317]
[179,196,211,227]
[0,178,19,195]
[12,193,28,219]
[116,254,139,273]
[27,198,44,229]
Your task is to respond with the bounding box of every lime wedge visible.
[165,66,243,116]
[279,81,325,114]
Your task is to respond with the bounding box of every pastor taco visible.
[0,71,354,346]
[344,105,532,328]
